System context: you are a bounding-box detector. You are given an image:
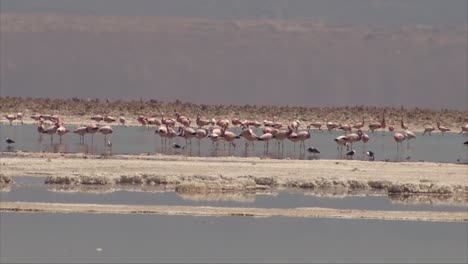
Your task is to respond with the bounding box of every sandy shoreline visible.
[1,202,466,222]
[1,152,467,197]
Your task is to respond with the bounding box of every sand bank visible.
[1,202,466,222]
[1,152,467,197]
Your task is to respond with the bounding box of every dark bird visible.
[366,151,375,161]
[346,149,356,159]
[464,141,468,146]
[5,138,15,144]
[307,147,320,154]
[172,143,185,149]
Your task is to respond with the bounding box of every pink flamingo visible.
[104,115,116,123]
[216,119,229,130]
[460,124,468,135]
[196,113,213,128]
[422,126,435,135]
[16,112,24,125]
[73,126,88,144]
[258,132,274,153]
[231,118,242,127]
[57,125,70,144]
[334,135,349,153]
[194,128,208,149]
[99,125,113,143]
[86,124,99,144]
[5,114,16,125]
[393,132,406,155]
[31,113,42,124]
[119,116,127,127]
[219,128,239,149]
[289,120,301,132]
[352,117,364,130]
[91,114,104,122]
[310,122,322,131]
[272,125,294,151]
[295,125,311,151]
[137,115,147,126]
[338,124,352,134]
[437,121,450,134]
[238,126,258,151]
[43,122,60,143]
[401,117,409,130]
[326,121,339,132]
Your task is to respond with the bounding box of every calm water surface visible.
[1,124,467,163]
[0,213,467,263]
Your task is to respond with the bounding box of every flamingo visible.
[216,119,229,130]
[119,116,127,127]
[57,125,69,144]
[37,121,45,140]
[161,113,176,128]
[368,122,381,134]
[310,122,322,131]
[5,114,16,125]
[290,120,301,132]
[326,121,339,132]
[334,135,349,153]
[295,125,311,151]
[196,113,213,128]
[238,126,258,151]
[16,112,24,125]
[31,113,42,123]
[156,124,168,146]
[437,121,450,134]
[352,117,364,130]
[460,124,468,135]
[338,124,352,134]
[178,126,197,146]
[99,125,113,143]
[73,126,88,144]
[86,124,99,144]
[257,132,274,153]
[272,125,293,150]
[401,117,409,130]
[388,123,395,132]
[423,126,435,135]
[287,131,301,152]
[243,120,261,128]
[49,115,60,123]
[43,123,60,143]
[165,125,178,146]
[219,128,239,149]
[194,128,208,149]
[271,119,283,129]
[393,132,406,155]
[344,130,363,149]
[137,115,147,126]
[146,116,162,126]
[208,126,223,148]
[404,130,416,147]
[91,114,104,122]
[104,115,116,123]
[231,118,242,126]
[175,112,189,124]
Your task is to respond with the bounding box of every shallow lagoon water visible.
[1,124,467,163]
[1,213,467,263]
[1,177,466,212]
